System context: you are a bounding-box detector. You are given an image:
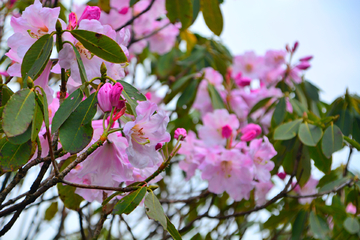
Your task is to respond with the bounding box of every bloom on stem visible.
[109,82,123,108]
[97,83,112,112]
[240,123,262,141]
[174,128,187,140]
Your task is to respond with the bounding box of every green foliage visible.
[118,80,146,117]
[272,97,286,127]
[207,83,225,109]
[71,30,127,63]
[44,202,58,221]
[113,187,147,215]
[321,123,343,158]
[344,217,360,234]
[166,0,193,29]
[309,211,330,239]
[145,191,167,228]
[201,0,223,36]
[298,122,323,147]
[0,138,34,172]
[273,119,302,140]
[291,210,307,240]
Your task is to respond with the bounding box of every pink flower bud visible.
[285,44,291,52]
[78,6,101,23]
[299,55,313,62]
[296,62,311,70]
[240,123,262,141]
[56,91,69,99]
[174,128,187,140]
[292,41,299,52]
[277,172,286,180]
[97,83,112,112]
[109,82,123,108]
[118,7,129,15]
[155,143,163,151]
[235,77,252,87]
[145,92,152,100]
[346,203,357,215]
[67,12,78,30]
[221,125,232,139]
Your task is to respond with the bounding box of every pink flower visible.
[200,149,254,201]
[232,51,265,79]
[97,83,113,112]
[264,50,286,68]
[228,89,249,122]
[198,109,239,147]
[78,6,101,24]
[109,82,123,107]
[240,123,262,141]
[294,176,318,204]
[255,181,273,205]
[123,101,170,169]
[346,203,357,215]
[174,128,187,140]
[147,19,180,55]
[248,137,277,182]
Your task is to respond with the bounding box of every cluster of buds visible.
[98,82,126,121]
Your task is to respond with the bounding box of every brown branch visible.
[78,209,86,240]
[61,179,140,192]
[115,0,156,31]
[343,147,353,177]
[45,126,59,176]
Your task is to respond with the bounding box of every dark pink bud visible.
[67,12,78,30]
[240,130,257,142]
[118,7,129,15]
[145,92,152,100]
[78,6,101,23]
[174,128,187,140]
[155,143,163,151]
[221,125,232,139]
[292,41,299,52]
[296,62,311,70]
[97,83,112,112]
[240,123,262,141]
[277,172,286,180]
[109,82,124,108]
[285,44,291,52]
[236,77,252,87]
[299,55,313,62]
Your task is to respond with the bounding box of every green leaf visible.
[113,187,147,215]
[21,34,53,84]
[273,119,303,140]
[51,89,83,134]
[118,80,146,117]
[304,80,320,102]
[290,98,307,117]
[309,211,330,239]
[272,97,286,126]
[321,124,343,158]
[176,78,200,112]
[297,146,311,187]
[309,145,332,174]
[166,0,193,29]
[298,122,323,146]
[335,109,353,136]
[31,100,44,142]
[72,45,88,84]
[201,0,223,36]
[130,0,140,7]
[178,46,206,66]
[0,138,33,172]
[166,217,182,240]
[59,93,98,154]
[344,217,360,234]
[98,0,110,13]
[144,191,167,229]
[8,124,32,145]
[38,88,49,128]
[291,210,307,240]
[191,0,200,23]
[44,202,58,221]
[71,29,127,63]
[1,85,14,106]
[2,88,35,137]
[319,176,350,193]
[249,97,272,115]
[57,155,83,210]
[207,84,225,109]
[352,116,360,143]
[343,136,360,151]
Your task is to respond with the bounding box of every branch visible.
[343,147,353,177]
[115,0,156,31]
[128,22,171,47]
[61,179,140,192]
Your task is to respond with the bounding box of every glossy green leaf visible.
[321,124,343,158]
[207,84,225,109]
[352,116,360,143]
[272,97,286,126]
[290,98,307,117]
[344,217,360,234]
[98,0,110,13]
[31,100,44,142]
[291,210,307,240]
[249,97,272,115]
[166,216,182,240]
[21,34,53,83]
[309,212,330,239]
[298,122,323,146]
[0,138,33,172]
[191,0,200,22]
[309,145,332,174]
[178,46,206,66]
[273,119,303,140]
[1,85,14,106]
[2,88,35,137]
[72,45,88,84]
[44,202,58,221]
[38,88,49,128]
[177,79,200,110]
[201,0,223,36]
[71,29,127,63]
[297,146,311,187]
[57,155,83,210]
[166,0,193,29]
[319,176,350,193]
[118,80,146,117]
[113,187,147,215]
[304,80,320,102]
[8,124,31,145]
[51,89,83,134]
[344,136,360,151]
[59,93,97,154]
[335,109,353,136]
[144,191,167,229]
[130,0,140,7]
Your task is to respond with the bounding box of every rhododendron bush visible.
[0,0,359,239]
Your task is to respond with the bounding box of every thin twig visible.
[343,147,353,177]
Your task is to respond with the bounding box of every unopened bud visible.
[299,55,313,62]
[296,62,311,70]
[292,41,299,53]
[221,125,232,139]
[155,143,163,151]
[67,12,78,30]
[27,76,34,89]
[174,128,187,141]
[285,44,291,52]
[109,82,123,107]
[100,62,107,76]
[97,83,112,112]
[78,6,101,23]
[55,19,62,33]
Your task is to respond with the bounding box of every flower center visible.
[131,124,150,145]
[220,161,232,178]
